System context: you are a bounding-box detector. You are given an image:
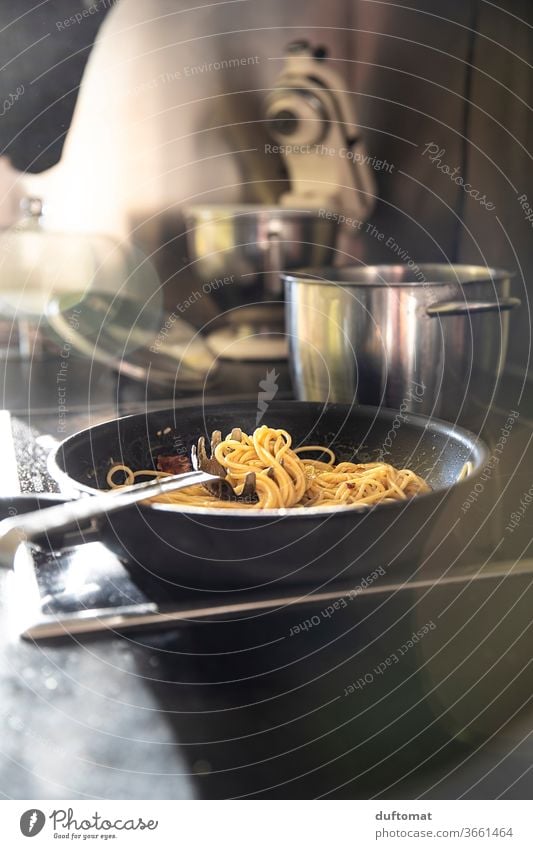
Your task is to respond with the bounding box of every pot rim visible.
[282,263,514,288]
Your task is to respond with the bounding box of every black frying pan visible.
[22,401,487,597]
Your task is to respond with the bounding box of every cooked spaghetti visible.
[106,425,431,510]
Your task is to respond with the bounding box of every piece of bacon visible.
[156,454,192,474]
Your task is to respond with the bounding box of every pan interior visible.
[51,402,486,517]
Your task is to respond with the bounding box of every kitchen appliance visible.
[185,205,339,360]
[264,40,376,216]
[0,401,487,596]
[284,264,520,426]
[185,43,376,361]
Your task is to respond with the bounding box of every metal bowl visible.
[185,204,339,306]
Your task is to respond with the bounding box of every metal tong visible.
[0,431,257,568]
[192,428,256,500]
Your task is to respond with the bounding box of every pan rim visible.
[48,401,489,520]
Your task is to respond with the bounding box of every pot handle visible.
[426,297,521,317]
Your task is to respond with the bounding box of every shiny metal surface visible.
[185,205,339,303]
[284,264,519,424]
[426,297,521,317]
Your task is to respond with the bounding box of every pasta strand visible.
[107,425,431,510]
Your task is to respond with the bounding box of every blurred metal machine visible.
[186,43,376,361]
[265,40,376,216]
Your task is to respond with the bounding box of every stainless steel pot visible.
[284,264,520,424]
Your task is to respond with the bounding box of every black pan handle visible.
[0,470,217,569]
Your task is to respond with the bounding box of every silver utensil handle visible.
[0,469,215,568]
[426,297,521,317]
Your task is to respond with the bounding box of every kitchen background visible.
[0,0,531,368]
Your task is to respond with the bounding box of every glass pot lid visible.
[0,198,216,386]
[46,289,217,388]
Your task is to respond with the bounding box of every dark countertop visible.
[1,352,532,799]
[2,559,532,800]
